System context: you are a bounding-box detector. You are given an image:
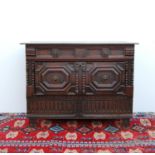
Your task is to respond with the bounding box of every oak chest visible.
[23,42,136,126]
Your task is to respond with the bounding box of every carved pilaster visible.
[26,60,35,97]
[125,61,133,86]
[125,62,129,86]
[31,62,35,86]
[129,61,134,86]
[74,62,79,94]
[26,61,34,86]
[26,61,30,85]
[81,62,86,94]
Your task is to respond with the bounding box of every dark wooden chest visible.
[23,42,136,126]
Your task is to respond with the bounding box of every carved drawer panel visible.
[27,96,77,117]
[35,62,78,95]
[27,96,132,118]
[81,96,132,117]
[32,46,134,60]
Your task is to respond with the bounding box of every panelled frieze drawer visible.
[26,44,134,60]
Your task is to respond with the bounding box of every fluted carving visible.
[26,61,35,86]
[28,96,77,115]
[125,61,133,86]
[81,96,132,114]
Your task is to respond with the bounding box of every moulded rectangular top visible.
[21,41,138,45]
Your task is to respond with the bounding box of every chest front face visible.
[25,43,134,119]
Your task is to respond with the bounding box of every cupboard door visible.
[82,62,127,95]
[35,62,79,95]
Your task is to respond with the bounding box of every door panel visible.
[35,61,126,96]
[35,62,78,95]
[83,62,126,95]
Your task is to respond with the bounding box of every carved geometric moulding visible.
[35,62,75,95]
[41,68,69,88]
[88,63,125,93]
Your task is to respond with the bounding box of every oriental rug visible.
[0,113,155,153]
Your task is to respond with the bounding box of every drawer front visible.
[80,96,132,117]
[36,48,125,59]
[27,96,77,117]
[27,96,132,118]
[32,46,134,60]
[35,62,78,95]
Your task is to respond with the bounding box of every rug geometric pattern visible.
[0,113,155,153]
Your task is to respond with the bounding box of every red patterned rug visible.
[0,113,155,153]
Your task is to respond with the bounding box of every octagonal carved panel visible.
[42,68,69,88]
[35,62,77,95]
[85,62,125,94]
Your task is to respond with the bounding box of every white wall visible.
[0,0,155,112]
